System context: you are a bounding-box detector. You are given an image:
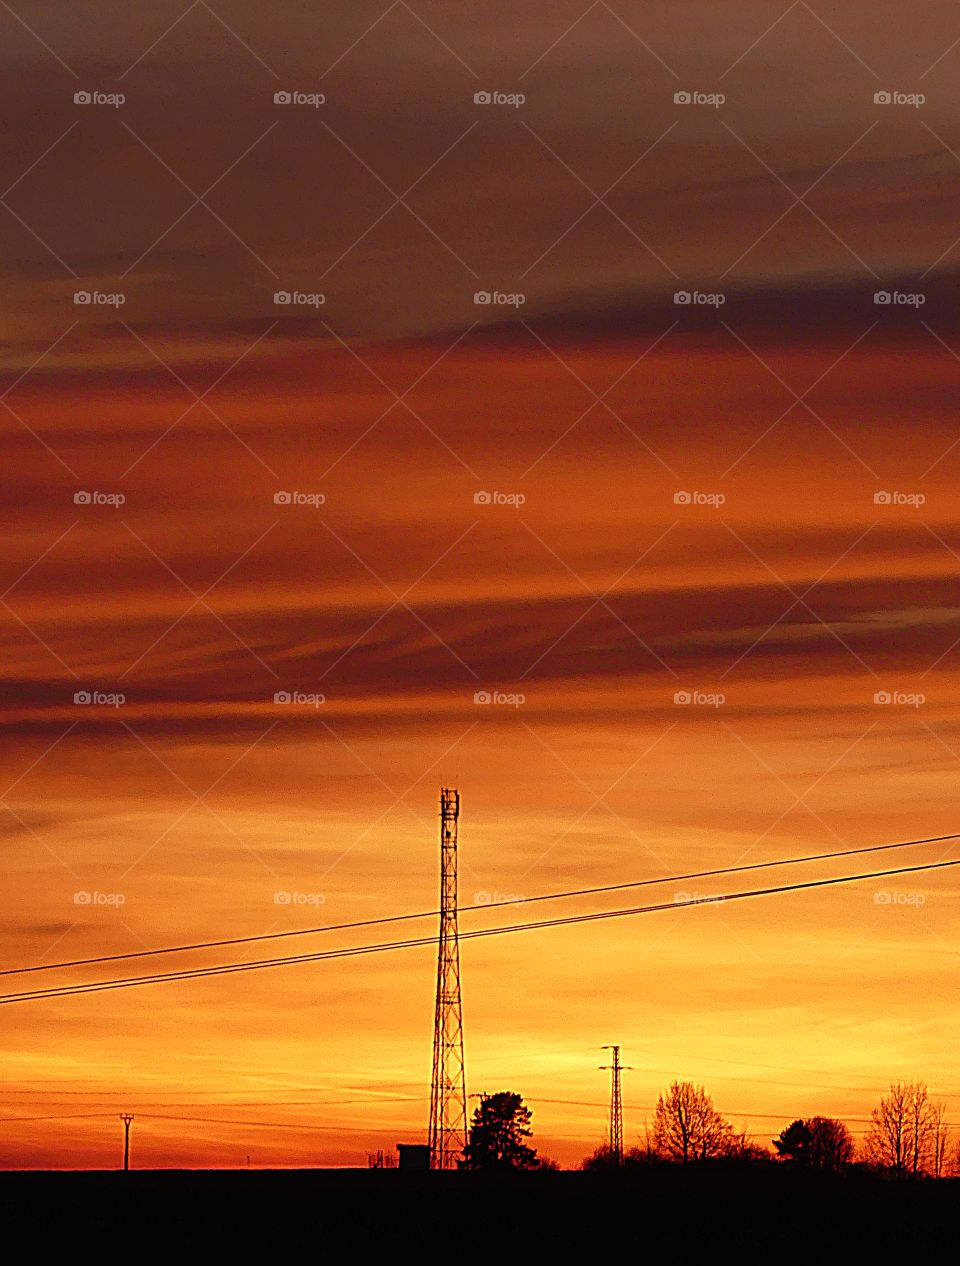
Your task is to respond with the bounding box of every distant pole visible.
[120,1113,134,1171]
[600,1047,632,1166]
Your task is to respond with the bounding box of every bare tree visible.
[652,1081,734,1164]
[865,1081,937,1177]
[930,1100,950,1178]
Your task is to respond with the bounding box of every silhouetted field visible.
[2,1166,957,1251]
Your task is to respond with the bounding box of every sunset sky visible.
[4,2,960,1170]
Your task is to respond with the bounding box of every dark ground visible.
[1,1166,956,1252]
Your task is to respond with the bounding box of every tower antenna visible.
[428,788,467,1169]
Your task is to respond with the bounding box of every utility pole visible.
[428,787,467,1170]
[120,1113,134,1171]
[600,1046,632,1165]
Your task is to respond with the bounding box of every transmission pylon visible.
[600,1046,632,1165]
[428,787,467,1170]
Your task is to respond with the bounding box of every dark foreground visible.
[1,1166,957,1251]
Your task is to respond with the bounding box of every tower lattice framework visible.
[428,787,467,1169]
[601,1045,625,1165]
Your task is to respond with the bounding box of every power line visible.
[0,1096,422,1109]
[616,1063,960,1100]
[6,828,959,979]
[0,1080,430,1096]
[1,854,957,1007]
[3,1105,954,1142]
[0,1112,114,1123]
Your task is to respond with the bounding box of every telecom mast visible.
[428,788,467,1169]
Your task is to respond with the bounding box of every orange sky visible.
[3,3,960,1170]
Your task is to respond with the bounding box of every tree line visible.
[458,1080,956,1176]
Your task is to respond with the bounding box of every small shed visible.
[396,1143,431,1171]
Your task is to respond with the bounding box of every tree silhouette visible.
[580,1143,620,1171]
[460,1092,539,1170]
[581,1143,649,1170]
[773,1119,812,1165]
[652,1081,734,1164]
[865,1081,940,1177]
[774,1117,852,1173]
[930,1102,950,1178]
